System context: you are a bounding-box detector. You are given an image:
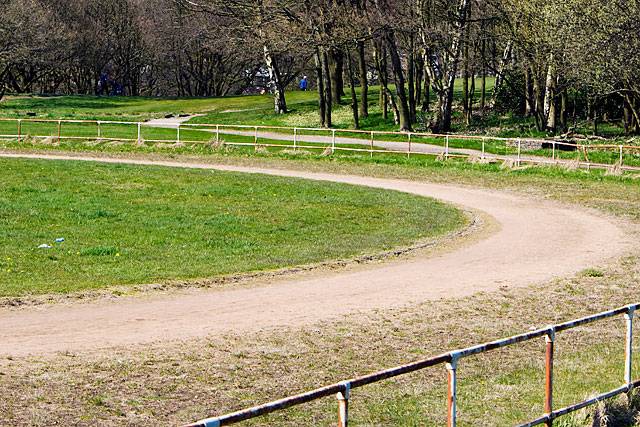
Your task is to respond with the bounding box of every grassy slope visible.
[0,79,495,131]
[0,157,464,297]
[0,77,631,138]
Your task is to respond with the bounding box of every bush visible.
[494,70,526,114]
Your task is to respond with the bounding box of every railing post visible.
[216,125,220,143]
[481,137,486,160]
[293,127,297,152]
[544,328,555,427]
[57,120,61,144]
[445,135,450,159]
[337,381,351,427]
[254,126,258,151]
[137,122,142,144]
[552,142,556,161]
[517,138,522,166]
[17,119,21,143]
[332,129,336,152]
[408,133,412,159]
[370,131,374,158]
[620,145,624,166]
[446,356,459,427]
[97,120,101,140]
[177,124,181,144]
[625,307,635,388]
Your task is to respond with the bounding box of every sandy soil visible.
[0,152,634,357]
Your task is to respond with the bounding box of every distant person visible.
[97,72,109,95]
[299,76,308,91]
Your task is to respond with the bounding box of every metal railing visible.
[0,118,639,173]
[185,304,638,427]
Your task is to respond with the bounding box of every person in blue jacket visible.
[299,76,308,91]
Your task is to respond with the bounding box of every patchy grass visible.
[1,254,638,426]
[0,157,465,297]
[0,92,318,121]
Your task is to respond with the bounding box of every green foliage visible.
[494,70,525,114]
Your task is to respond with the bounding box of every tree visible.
[418,0,472,133]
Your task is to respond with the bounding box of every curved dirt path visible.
[0,152,634,357]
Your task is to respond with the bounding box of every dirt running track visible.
[0,152,634,357]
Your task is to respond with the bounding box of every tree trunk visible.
[466,69,475,125]
[422,71,430,112]
[314,49,326,127]
[415,54,424,108]
[385,30,412,131]
[493,40,513,97]
[462,42,469,123]
[524,66,534,116]
[263,43,287,114]
[433,0,471,133]
[543,56,556,132]
[408,39,417,124]
[533,66,545,131]
[374,41,389,120]
[357,40,368,118]
[329,48,344,105]
[623,93,640,134]
[347,51,359,129]
[480,38,486,113]
[322,49,333,127]
[624,98,632,135]
[560,87,568,132]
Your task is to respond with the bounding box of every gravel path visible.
[0,152,633,357]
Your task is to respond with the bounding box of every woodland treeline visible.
[1,0,639,134]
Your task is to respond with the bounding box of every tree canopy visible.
[0,0,638,134]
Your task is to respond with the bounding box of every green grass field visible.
[0,157,465,297]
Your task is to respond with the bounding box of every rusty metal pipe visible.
[544,330,555,427]
[337,381,350,427]
[446,358,459,427]
[185,304,640,427]
[625,307,635,386]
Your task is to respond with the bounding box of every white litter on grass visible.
[38,244,52,249]
[55,238,65,243]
